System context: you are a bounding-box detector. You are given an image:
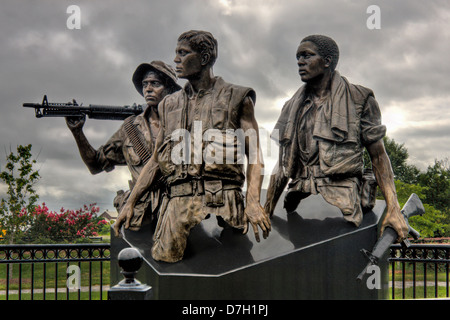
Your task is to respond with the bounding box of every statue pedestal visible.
[111,192,389,300]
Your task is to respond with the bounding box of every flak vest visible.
[157,77,256,186]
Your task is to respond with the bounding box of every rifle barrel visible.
[23,98,144,120]
[22,103,41,108]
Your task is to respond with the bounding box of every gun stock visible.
[356,193,425,282]
[23,95,144,120]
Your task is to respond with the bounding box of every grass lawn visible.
[2,290,108,300]
[0,260,110,300]
[390,262,449,281]
[390,285,449,299]
[389,262,450,299]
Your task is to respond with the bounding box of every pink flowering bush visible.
[25,203,108,243]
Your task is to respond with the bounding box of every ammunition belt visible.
[168,179,242,198]
[299,165,326,178]
[123,116,151,164]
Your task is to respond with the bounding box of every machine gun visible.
[23,95,144,120]
[356,193,425,282]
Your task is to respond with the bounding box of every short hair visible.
[178,30,218,66]
[301,35,339,71]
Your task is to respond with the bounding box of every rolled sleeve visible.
[360,96,386,146]
[96,127,126,172]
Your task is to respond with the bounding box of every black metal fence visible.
[0,243,110,300]
[389,244,450,299]
[2,243,450,300]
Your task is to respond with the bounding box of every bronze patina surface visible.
[264,35,408,242]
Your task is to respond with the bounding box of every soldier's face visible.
[142,71,166,107]
[296,41,328,83]
[174,40,203,79]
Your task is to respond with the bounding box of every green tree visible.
[0,144,40,243]
[383,137,421,184]
[418,159,450,212]
[394,180,449,238]
[365,137,450,238]
[417,159,450,237]
[364,136,420,184]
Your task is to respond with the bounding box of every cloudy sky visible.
[1,0,449,213]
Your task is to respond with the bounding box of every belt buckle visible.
[301,166,310,179]
[192,179,197,195]
[191,178,204,195]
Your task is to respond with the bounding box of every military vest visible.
[274,72,384,180]
[157,77,256,186]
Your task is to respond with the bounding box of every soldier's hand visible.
[65,114,86,132]
[263,200,275,218]
[380,203,409,243]
[113,202,134,237]
[243,201,271,242]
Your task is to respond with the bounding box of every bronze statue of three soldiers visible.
[68,30,408,263]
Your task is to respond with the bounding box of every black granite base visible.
[111,191,389,300]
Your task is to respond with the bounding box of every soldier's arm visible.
[66,116,106,174]
[367,139,408,242]
[264,160,289,217]
[113,128,163,236]
[240,96,271,242]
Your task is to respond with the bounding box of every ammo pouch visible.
[168,179,241,207]
[113,189,129,212]
[157,136,176,178]
[361,168,377,212]
[204,180,224,207]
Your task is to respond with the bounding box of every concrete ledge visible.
[111,192,389,299]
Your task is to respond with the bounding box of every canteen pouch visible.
[204,180,224,207]
[361,168,377,212]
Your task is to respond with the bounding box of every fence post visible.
[108,247,152,300]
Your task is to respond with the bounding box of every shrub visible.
[25,203,108,243]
